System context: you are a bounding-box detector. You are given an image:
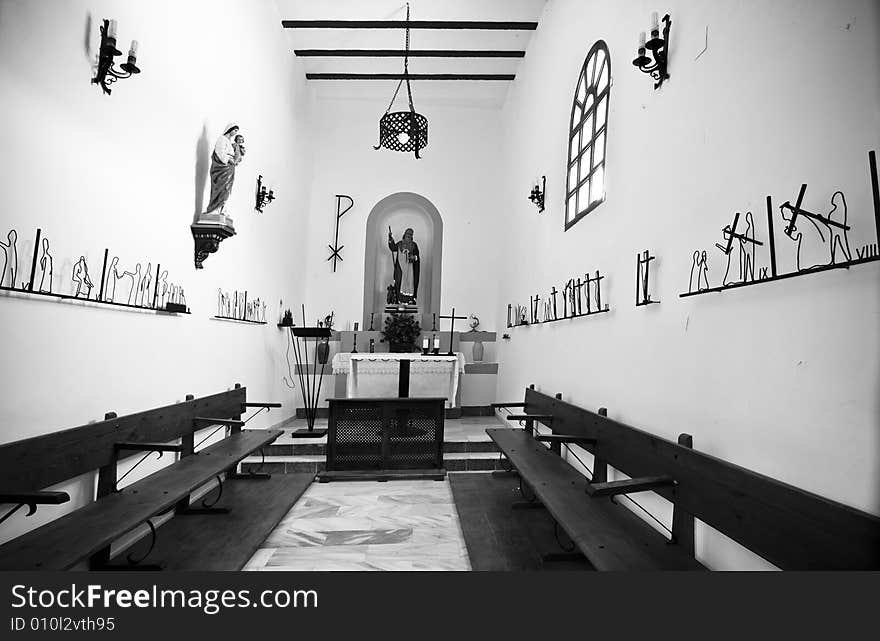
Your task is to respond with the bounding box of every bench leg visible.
[91,519,164,571]
[177,475,231,515]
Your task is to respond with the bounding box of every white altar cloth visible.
[331,353,466,408]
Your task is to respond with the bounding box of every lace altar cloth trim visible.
[331,352,466,375]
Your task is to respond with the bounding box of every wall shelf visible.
[680,254,880,298]
[0,286,190,315]
[212,316,267,325]
[509,307,610,329]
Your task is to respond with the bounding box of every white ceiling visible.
[274,0,548,107]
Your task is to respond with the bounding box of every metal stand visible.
[288,326,331,438]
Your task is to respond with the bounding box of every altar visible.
[331,352,466,408]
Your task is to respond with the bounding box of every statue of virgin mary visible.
[203,123,245,219]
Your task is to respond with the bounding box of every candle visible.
[651,12,659,32]
[354,322,359,331]
[129,40,138,57]
[639,31,646,49]
[108,19,117,39]
[433,335,440,349]
[422,337,429,349]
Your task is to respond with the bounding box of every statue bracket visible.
[191,221,236,269]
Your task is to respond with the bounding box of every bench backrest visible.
[0,386,247,493]
[522,387,880,570]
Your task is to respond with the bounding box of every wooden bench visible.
[0,385,299,571]
[491,386,880,570]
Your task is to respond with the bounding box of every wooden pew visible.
[0,385,296,571]
[490,386,880,570]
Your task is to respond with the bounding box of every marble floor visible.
[243,479,472,571]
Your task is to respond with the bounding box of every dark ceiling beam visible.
[294,49,525,58]
[282,20,538,30]
[305,73,515,81]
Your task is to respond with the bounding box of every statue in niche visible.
[71,256,93,298]
[387,226,420,305]
[201,123,245,221]
[0,229,17,288]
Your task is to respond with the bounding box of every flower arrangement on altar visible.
[381,313,422,352]
[468,314,480,331]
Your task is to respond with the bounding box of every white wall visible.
[0,0,314,542]
[300,92,505,332]
[497,0,880,569]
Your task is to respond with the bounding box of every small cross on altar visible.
[439,307,467,356]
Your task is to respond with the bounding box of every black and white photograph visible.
[0,0,877,635]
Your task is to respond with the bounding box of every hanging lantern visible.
[374,3,427,159]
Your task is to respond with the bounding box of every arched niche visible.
[363,192,443,329]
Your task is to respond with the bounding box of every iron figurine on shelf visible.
[635,250,660,306]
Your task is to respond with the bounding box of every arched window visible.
[565,40,610,230]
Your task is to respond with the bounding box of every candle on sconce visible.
[129,40,138,58]
[638,31,646,50]
[651,11,659,33]
[108,19,118,39]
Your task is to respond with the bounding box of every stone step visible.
[260,439,500,456]
[240,452,508,475]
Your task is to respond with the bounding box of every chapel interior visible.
[0,0,878,572]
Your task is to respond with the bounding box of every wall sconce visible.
[632,12,671,90]
[255,175,275,213]
[528,176,546,213]
[92,19,140,95]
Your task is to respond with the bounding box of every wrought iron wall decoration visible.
[529,176,546,213]
[328,194,354,272]
[0,228,189,314]
[92,18,140,95]
[680,150,880,298]
[632,12,671,90]
[254,175,275,213]
[373,4,428,159]
[507,268,610,329]
[215,289,267,324]
[635,250,660,306]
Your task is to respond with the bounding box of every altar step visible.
[240,427,506,475]
[255,439,499,456]
[240,452,506,475]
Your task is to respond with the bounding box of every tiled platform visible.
[244,479,471,571]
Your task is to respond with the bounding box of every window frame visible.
[564,40,611,231]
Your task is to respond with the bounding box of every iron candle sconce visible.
[632,12,671,90]
[255,175,275,213]
[92,19,140,95]
[529,176,546,213]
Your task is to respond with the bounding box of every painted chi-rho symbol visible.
[328,194,354,272]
